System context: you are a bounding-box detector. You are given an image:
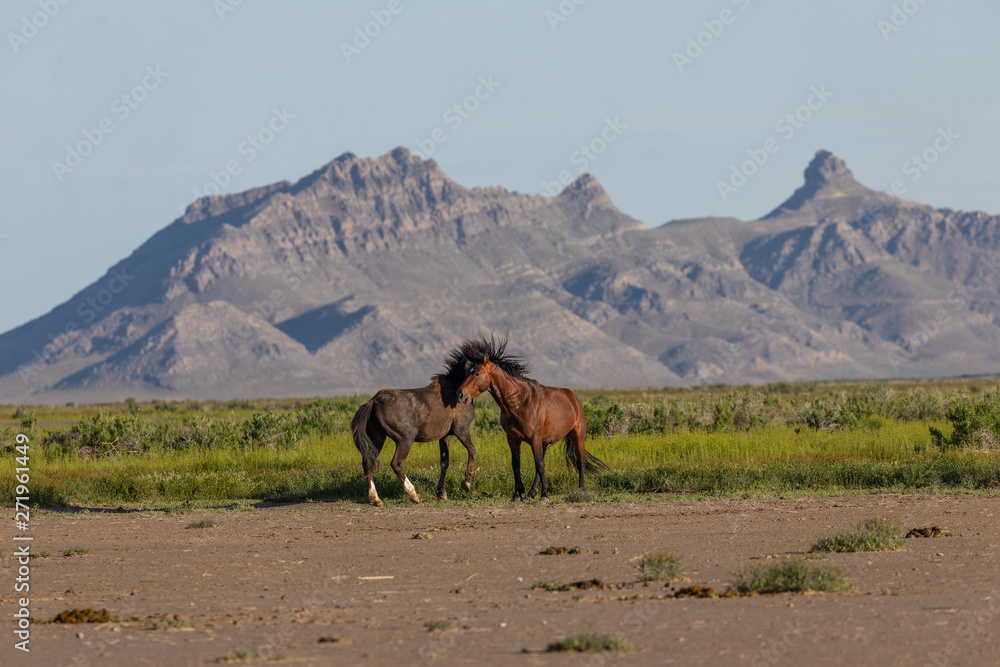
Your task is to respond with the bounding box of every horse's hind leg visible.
[436,437,450,500]
[366,430,387,507]
[390,438,421,503]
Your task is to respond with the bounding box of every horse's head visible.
[457,357,491,404]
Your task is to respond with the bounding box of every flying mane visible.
[459,334,534,382]
[440,346,472,385]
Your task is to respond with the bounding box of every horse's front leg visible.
[508,435,525,502]
[526,440,548,501]
[455,427,476,493]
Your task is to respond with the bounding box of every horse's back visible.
[371,379,470,442]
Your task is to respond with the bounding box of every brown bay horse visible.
[456,335,607,501]
[351,350,475,506]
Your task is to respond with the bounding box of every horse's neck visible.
[489,370,528,414]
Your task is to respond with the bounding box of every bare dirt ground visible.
[3,494,1000,666]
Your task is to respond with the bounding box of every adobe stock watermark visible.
[340,0,414,64]
[7,0,72,55]
[672,0,752,73]
[924,591,1000,667]
[855,126,959,230]
[345,277,468,390]
[877,0,932,42]
[17,268,136,383]
[544,0,588,31]
[580,598,664,667]
[541,116,627,196]
[51,65,169,182]
[177,107,295,214]
[886,253,999,370]
[750,620,806,667]
[249,573,344,664]
[700,291,797,382]
[213,0,245,22]
[411,75,502,159]
[222,254,324,353]
[716,85,833,202]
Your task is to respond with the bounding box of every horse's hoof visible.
[437,492,448,501]
[373,499,384,507]
[461,480,472,493]
[409,494,422,504]
[512,495,522,502]
[540,496,550,503]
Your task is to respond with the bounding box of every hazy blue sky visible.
[1,0,997,333]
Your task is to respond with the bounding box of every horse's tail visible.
[564,437,610,475]
[351,399,379,472]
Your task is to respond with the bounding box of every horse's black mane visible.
[440,346,472,385]
[459,334,534,381]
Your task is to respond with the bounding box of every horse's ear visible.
[484,354,490,364]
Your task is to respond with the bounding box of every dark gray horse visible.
[351,350,475,506]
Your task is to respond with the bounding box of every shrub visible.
[584,400,630,437]
[547,633,632,652]
[49,410,156,457]
[241,411,298,449]
[930,400,1000,451]
[811,517,905,552]
[638,550,683,581]
[294,397,355,436]
[175,416,242,450]
[733,558,852,594]
[19,411,38,433]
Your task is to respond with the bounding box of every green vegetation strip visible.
[1,382,999,507]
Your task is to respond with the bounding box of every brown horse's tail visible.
[351,399,379,472]
[564,438,610,475]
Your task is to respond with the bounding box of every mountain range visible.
[3,147,999,403]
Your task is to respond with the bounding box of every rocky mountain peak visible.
[558,173,613,208]
[803,150,855,190]
[762,150,873,219]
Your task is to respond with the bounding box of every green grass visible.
[2,382,1000,508]
[533,581,565,591]
[547,633,633,652]
[812,517,906,552]
[733,558,853,594]
[145,616,187,630]
[638,550,683,581]
[217,650,264,663]
[63,547,90,557]
[425,620,455,631]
